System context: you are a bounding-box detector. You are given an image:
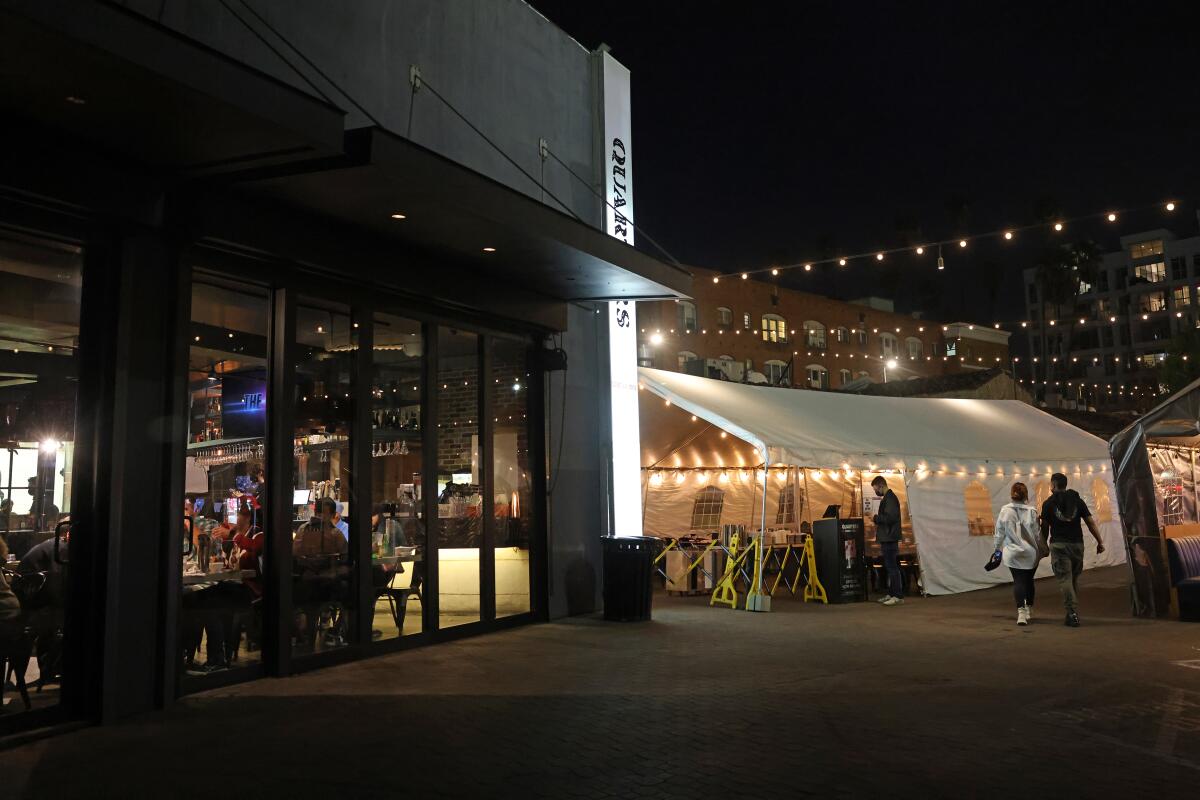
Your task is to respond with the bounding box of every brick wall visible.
[638,266,1011,389]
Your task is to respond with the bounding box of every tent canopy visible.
[638,367,1112,471]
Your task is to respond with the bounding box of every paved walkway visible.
[4,567,1199,798]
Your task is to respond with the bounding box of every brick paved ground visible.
[4,566,1199,798]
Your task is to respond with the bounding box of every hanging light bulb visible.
[937,244,945,271]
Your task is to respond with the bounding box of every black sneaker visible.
[1065,611,1080,627]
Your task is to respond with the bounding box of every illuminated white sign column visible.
[601,50,642,538]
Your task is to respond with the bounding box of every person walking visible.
[991,482,1043,626]
[1039,473,1105,627]
[871,475,904,606]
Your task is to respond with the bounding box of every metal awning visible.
[0,0,346,175]
[237,127,692,302]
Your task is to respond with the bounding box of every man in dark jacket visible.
[1040,473,1105,627]
[871,475,904,605]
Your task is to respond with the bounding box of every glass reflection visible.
[370,313,425,640]
[0,233,81,719]
[491,338,532,617]
[291,303,356,655]
[179,277,268,679]
[436,328,480,627]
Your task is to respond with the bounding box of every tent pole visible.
[750,449,770,611]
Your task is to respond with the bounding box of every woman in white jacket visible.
[991,482,1044,625]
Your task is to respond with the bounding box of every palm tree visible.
[1034,240,1104,399]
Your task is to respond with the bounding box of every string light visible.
[708,199,1182,280]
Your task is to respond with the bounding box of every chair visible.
[1166,536,1200,622]
[373,555,422,635]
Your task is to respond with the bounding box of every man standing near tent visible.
[871,476,904,606]
[1039,473,1105,627]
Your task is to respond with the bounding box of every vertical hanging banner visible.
[601,49,642,538]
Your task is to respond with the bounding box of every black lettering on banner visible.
[615,301,631,328]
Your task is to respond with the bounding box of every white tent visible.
[638,367,1126,595]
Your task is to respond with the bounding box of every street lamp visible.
[884,359,898,383]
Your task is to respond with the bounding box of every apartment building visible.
[1021,218,1200,410]
[637,266,1010,390]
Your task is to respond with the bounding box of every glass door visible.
[0,232,82,723]
[178,276,270,683]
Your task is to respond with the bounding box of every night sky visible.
[531,1,1200,323]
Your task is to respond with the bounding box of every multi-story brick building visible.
[637,266,1010,390]
[1021,216,1200,410]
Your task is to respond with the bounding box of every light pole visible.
[884,358,898,383]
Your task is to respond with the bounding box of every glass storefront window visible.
[292,302,357,655]
[179,277,269,678]
[436,328,481,627]
[0,232,82,719]
[370,313,425,640]
[491,338,532,618]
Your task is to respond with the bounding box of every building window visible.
[1098,270,1109,292]
[1134,261,1165,283]
[804,321,826,349]
[805,364,828,390]
[1100,327,1113,348]
[677,301,697,332]
[1171,256,1187,281]
[1174,286,1192,308]
[946,341,957,356]
[879,332,897,357]
[775,483,796,525]
[1028,284,1038,304]
[1139,291,1167,312]
[677,351,702,375]
[834,326,849,343]
[905,337,923,359]
[1130,240,1164,259]
[1193,254,1200,275]
[839,368,851,385]
[1116,269,1128,291]
[856,329,867,346]
[1140,353,1165,368]
[764,359,788,385]
[964,481,995,536]
[856,371,870,379]
[742,312,751,329]
[761,314,788,343]
[716,306,732,326]
[691,486,725,529]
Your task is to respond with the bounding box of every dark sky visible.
[530,1,1200,323]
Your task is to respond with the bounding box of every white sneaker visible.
[876,595,891,604]
[1017,606,1028,626]
[1025,605,1033,622]
[882,596,904,606]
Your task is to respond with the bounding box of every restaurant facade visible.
[0,0,688,736]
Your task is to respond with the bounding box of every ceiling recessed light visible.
[390,213,406,220]
[482,246,496,253]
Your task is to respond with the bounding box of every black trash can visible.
[602,536,660,621]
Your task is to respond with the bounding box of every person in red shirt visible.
[226,505,263,597]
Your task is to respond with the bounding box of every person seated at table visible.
[293,498,348,647]
[333,502,350,541]
[225,505,263,592]
[294,498,347,558]
[18,521,69,685]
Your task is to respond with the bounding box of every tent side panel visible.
[1111,428,1172,617]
